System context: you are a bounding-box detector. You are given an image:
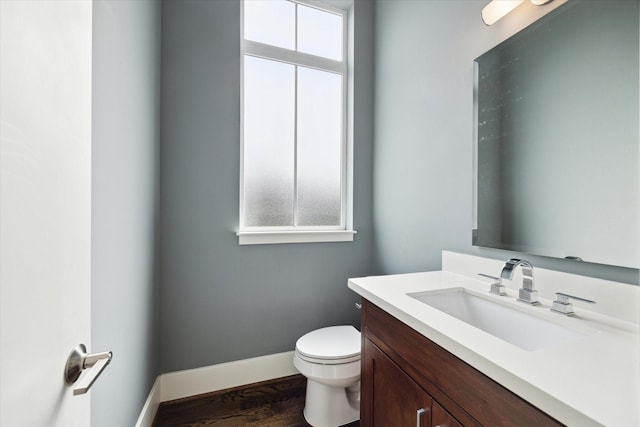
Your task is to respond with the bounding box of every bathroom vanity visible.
[361,300,560,426]
[349,252,640,426]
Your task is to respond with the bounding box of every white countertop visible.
[348,258,640,426]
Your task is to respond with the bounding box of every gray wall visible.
[373,0,639,285]
[91,1,160,426]
[158,0,374,373]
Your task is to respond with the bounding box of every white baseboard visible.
[134,351,298,427]
[134,377,161,427]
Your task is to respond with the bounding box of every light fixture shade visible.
[481,0,526,25]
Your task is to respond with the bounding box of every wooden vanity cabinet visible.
[362,337,432,426]
[360,299,564,427]
[362,336,461,427]
[432,401,463,427]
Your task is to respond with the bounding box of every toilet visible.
[293,325,361,427]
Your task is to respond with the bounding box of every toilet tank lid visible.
[295,325,361,360]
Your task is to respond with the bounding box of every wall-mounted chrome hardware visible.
[416,408,426,427]
[355,302,362,310]
[478,273,506,296]
[500,258,539,305]
[64,344,112,395]
[551,292,596,316]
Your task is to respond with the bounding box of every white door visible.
[1,1,93,426]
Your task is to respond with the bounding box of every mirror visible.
[473,0,639,269]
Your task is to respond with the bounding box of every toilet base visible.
[303,379,360,427]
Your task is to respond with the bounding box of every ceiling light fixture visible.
[481,0,554,26]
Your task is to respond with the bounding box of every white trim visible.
[243,40,345,74]
[240,0,351,235]
[159,351,298,402]
[345,2,354,231]
[134,377,161,427]
[292,0,347,16]
[339,2,349,230]
[135,351,299,426]
[238,229,356,245]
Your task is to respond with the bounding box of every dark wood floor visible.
[152,374,359,427]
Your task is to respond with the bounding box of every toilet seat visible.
[295,326,361,365]
[295,350,360,365]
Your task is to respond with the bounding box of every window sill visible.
[237,230,357,245]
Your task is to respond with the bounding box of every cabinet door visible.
[433,401,463,427]
[361,337,432,427]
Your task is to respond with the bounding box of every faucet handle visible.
[477,273,506,296]
[551,292,596,316]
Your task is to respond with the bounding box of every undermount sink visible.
[408,288,590,351]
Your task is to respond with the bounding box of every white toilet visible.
[293,325,361,427]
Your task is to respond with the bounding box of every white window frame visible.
[238,0,356,245]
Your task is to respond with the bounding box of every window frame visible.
[238,0,355,245]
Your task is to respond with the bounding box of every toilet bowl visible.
[293,325,361,427]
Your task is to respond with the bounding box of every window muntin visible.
[240,0,348,233]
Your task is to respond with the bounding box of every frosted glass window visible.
[241,0,349,235]
[296,67,342,226]
[243,56,295,226]
[244,0,295,50]
[297,4,343,61]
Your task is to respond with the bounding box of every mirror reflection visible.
[473,0,639,268]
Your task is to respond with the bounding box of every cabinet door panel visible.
[433,401,462,427]
[362,337,432,427]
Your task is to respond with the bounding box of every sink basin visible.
[408,288,589,351]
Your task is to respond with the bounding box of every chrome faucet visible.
[500,258,539,305]
[551,292,596,316]
[478,273,506,296]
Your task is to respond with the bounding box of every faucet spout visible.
[500,258,534,287]
[500,258,538,305]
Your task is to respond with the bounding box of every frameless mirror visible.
[473,0,639,268]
